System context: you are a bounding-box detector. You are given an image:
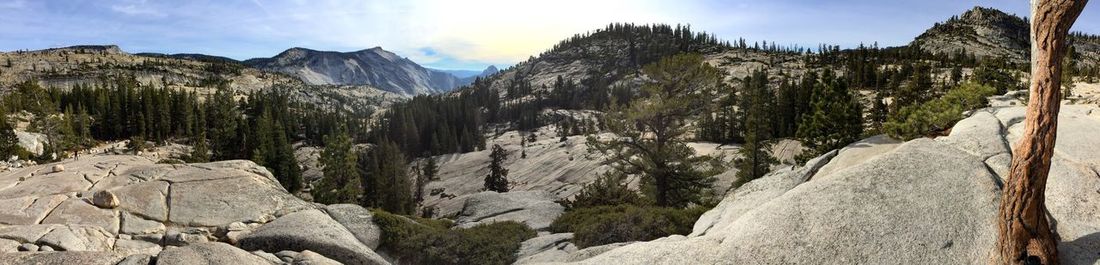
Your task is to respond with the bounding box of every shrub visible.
[372,210,535,265]
[972,61,1024,94]
[127,137,147,153]
[549,204,709,248]
[884,82,998,140]
[564,172,644,209]
[404,222,535,265]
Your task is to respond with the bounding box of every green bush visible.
[549,204,709,248]
[127,137,148,153]
[971,61,1024,94]
[404,222,535,265]
[884,82,998,140]
[565,172,644,209]
[372,210,535,265]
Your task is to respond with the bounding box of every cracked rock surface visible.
[0,155,390,265]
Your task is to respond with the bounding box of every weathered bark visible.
[995,1,1088,264]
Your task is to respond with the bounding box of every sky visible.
[1,0,1098,70]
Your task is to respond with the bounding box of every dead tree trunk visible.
[995,0,1088,264]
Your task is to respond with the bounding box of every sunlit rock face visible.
[0,155,390,265]
[533,105,1100,265]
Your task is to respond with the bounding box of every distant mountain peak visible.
[911,6,1029,62]
[245,47,466,96]
[481,65,499,76]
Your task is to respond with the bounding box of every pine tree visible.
[272,121,302,193]
[422,157,439,181]
[189,131,210,163]
[734,135,776,188]
[313,125,360,204]
[870,90,888,131]
[520,135,528,159]
[894,63,933,111]
[0,108,21,159]
[565,172,642,208]
[207,88,239,160]
[996,2,1087,263]
[484,144,510,192]
[774,78,799,137]
[74,106,91,147]
[251,110,275,166]
[733,69,778,186]
[251,110,302,193]
[1062,45,1078,98]
[362,139,413,214]
[950,66,964,85]
[588,54,721,207]
[738,69,776,141]
[797,70,864,160]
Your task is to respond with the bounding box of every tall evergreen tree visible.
[894,63,934,111]
[797,70,864,160]
[734,69,778,186]
[774,78,800,137]
[207,88,239,160]
[313,125,360,204]
[588,54,721,207]
[0,108,21,159]
[271,121,302,193]
[1062,45,1078,98]
[361,139,413,214]
[251,110,302,193]
[422,157,439,181]
[189,131,210,163]
[484,144,510,192]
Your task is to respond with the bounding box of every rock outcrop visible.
[14,131,47,157]
[423,124,772,218]
[453,191,565,231]
[535,105,1100,265]
[155,242,271,265]
[237,209,389,265]
[0,155,390,265]
[911,6,1100,66]
[324,204,383,249]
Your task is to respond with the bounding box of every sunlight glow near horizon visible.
[0,0,1098,70]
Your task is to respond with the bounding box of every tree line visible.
[0,77,373,194]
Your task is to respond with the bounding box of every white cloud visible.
[111,4,164,17]
[219,0,707,66]
[22,0,1062,70]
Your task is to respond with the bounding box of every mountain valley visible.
[0,4,1098,265]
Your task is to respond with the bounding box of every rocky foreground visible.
[0,105,1098,265]
[517,105,1100,265]
[0,156,387,264]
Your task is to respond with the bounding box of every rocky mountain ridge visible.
[913,6,1100,66]
[245,47,466,97]
[470,6,1098,103]
[0,45,402,113]
[912,6,1030,62]
[0,45,298,94]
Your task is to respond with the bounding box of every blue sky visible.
[1,0,1098,70]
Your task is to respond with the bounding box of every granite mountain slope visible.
[245,47,466,96]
